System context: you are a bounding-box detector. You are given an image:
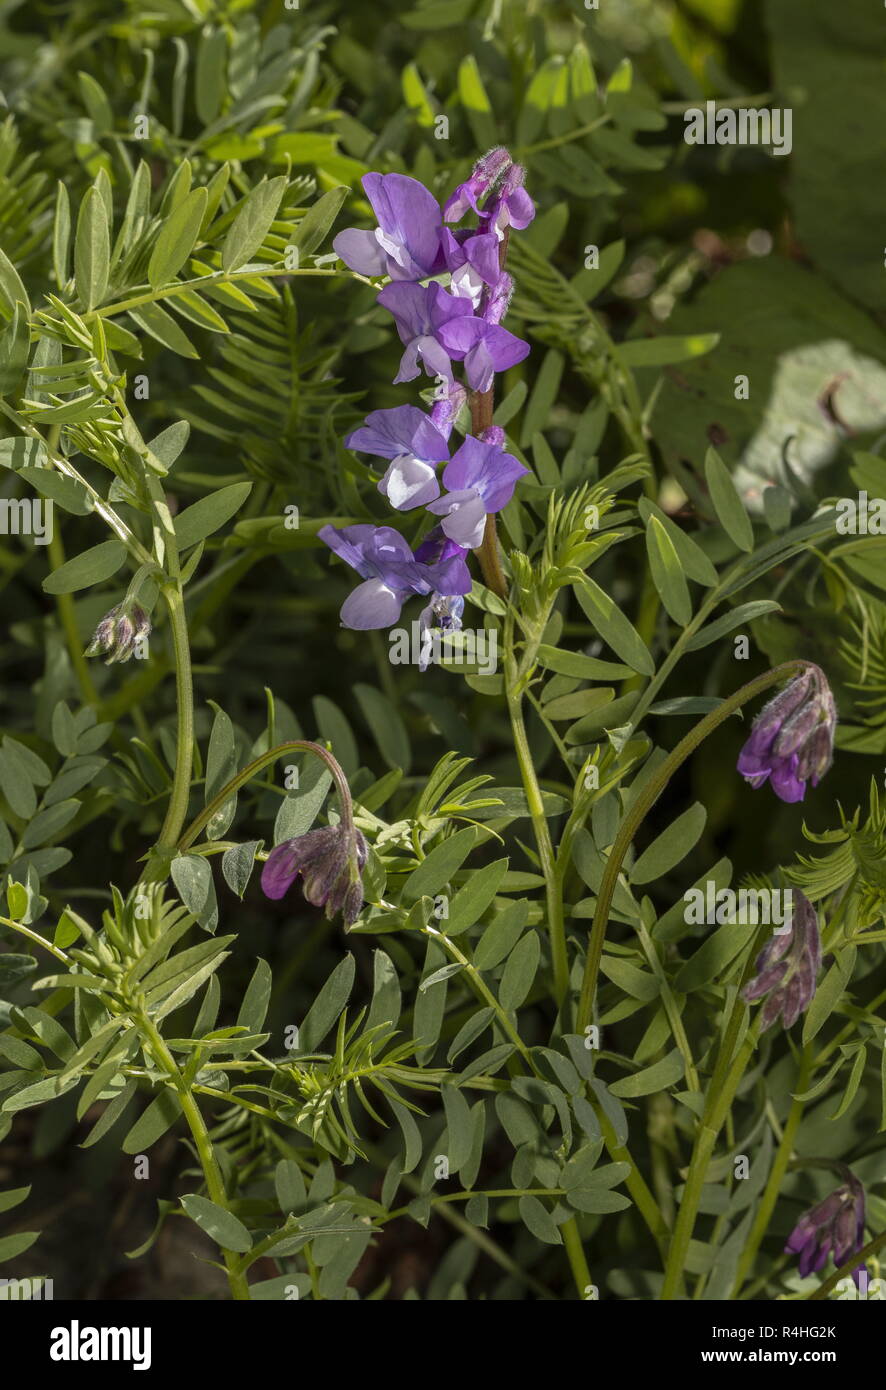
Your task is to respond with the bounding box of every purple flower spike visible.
[426,435,529,548]
[738,665,836,802]
[319,522,471,630]
[436,315,529,393]
[333,172,443,281]
[377,282,473,385]
[741,890,821,1031]
[262,823,368,928]
[346,405,449,511]
[785,1174,866,1286]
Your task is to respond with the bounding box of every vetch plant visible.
[0,2,883,1309]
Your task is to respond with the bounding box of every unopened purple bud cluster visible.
[737,664,836,803]
[319,149,534,635]
[85,602,151,665]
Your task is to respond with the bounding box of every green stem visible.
[48,527,100,707]
[637,918,699,1092]
[576,660,807,1033]
[1,916,72,966]
[505,648,569,1008]
[92,266,342,321]
[596,1101,670,1252]
[502,613,588,1295]
[660,1027,758,1299]
[562,1217,594,1299]
[361,1140,555,1298]
[422,924,539,1072]
[154,585,195,854]
[42,422,100,707]
[731,1046,811,1295]
[137,1012,250,1300]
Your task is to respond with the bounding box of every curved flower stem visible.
[177,739,355,853]
[575,660,807,1034]
[731,1046,812,1295]
[137,1010,250,1300]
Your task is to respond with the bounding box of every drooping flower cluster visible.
[737,664,836,802]
[320,150,534,639]
[259,743,368,928]
[262,822,367,928]
[785,1172,867,1287]
[741,889,821,1031]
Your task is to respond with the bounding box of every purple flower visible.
[319,522,471,629]
[418,592,466,673]
[785,1174,866,1286]
[436,314,529,392]
[738,665,836,803]
[377,282,473,385]
[441,229,503,309]
[262,823,368,928]
[429,382,466,441]
[741,890,821,1031]
[484,162,535,235]
[333,173,443,281]
[413,523,469,569]
[346,405,449,510]
[443,147,512,223]
[426,435,529,548]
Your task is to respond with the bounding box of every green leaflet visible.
[74,186,110,311]
[221,176,287,272]
[576,577,655,675]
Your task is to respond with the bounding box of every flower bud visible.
[85,602,151,665]
[785,1172,866,1285]
[737,664,836,802]
[741,890,821,1031]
